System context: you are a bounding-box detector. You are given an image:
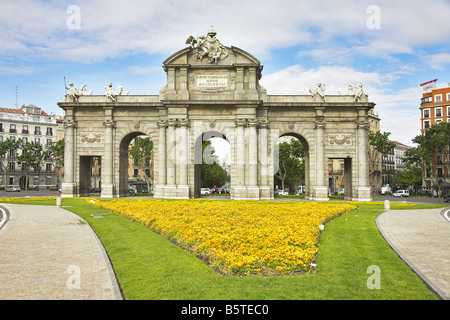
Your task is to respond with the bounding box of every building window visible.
[33,176,39,186]
[46,176,52,186]
[436,119,442,125]
[22,125,28,134]
[35,126,41,135]
[437,168,443,178]
[22,137,28,145]
[447,93,450,101]
[434,94,442,103]
[9,176,14,185]
[34,138,40,144]
[46,163,52,172]
[46,127,53,136]
[0,136,2,143]
[423,109,430,118]
[435,108,442,118]
[9,124,16,133]
[0,123,3,132]
[424,120,430,129]
[46,139,52,147]
[133,169,139,177]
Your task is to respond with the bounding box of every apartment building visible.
[419,82,450,189]
[0,104,62,189]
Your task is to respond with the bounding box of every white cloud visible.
[425,53,450,70]
[2,0,449,64]
[261,64,422,144]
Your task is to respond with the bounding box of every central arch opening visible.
[274,133,309,198]
[119,132,154,197]
[193,131,231,198]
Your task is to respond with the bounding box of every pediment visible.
[163,46,261,68]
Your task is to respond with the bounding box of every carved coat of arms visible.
[186,27,229,64]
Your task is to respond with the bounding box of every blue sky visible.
[1,0,450,150]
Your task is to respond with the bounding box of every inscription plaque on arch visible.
[196,75,228,88]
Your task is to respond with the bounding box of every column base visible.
[101,183,116,198]
[153,184,166,199]
[311,186,329,201]
[164,185,177,198]
[259,186,273,200]
[176,185,190,199]
[61,183,77,198]
[352,187,372,202]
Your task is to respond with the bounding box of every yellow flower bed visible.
[0,197,57,202]
[91,199,357,275]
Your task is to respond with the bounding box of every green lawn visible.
[1,197,445,300]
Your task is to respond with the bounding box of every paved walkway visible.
[0,203,122,300]
[0,202,449,300]
[377,208,450,300]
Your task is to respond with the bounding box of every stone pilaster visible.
[177,118,190,199]
[258,120,271,200]
[247,119,259,199]
[313,107,328,200]
[165,119,177,198]
[233,118,247,199]
[101,114,115,198]
[154,120,167,198]
[355,110,372,201]
[61,118,76,197]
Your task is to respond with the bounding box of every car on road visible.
[393,190,409,197]
[201,188,211,195]
[6,186,21,192]
[444,194,450,202]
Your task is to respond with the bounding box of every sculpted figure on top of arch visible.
[348,83,366,101]
[305,83,326,101]
[186,27,229,64]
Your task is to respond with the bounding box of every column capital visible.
[102,120,115,128]
[63,119,76,129]
[356,120,370,130]
[258,119,269,129]
[247,119,258,127]
[167,119,178,127]
[235,118,247,127]
[178,119,190,127]
[315,120,326,129]
[157,120,168,128]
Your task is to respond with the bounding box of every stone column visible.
[177,118,189,198]
[102,115,115,198]
[247,119,259,199]
[166,119,177,198]
[258,120,271,200]
[154,120,167,198]
[61,117,76,197]
[356,109,372,201]
[313,107,328,200]
[234,118,246,199]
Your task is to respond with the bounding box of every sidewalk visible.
[377,208,450,300]
[0,203,122,300]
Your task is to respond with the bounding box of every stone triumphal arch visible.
[58,29,374,201]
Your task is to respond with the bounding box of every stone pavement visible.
[0,203,122,300]
[377,207,450,300]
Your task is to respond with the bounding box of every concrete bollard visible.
[384,200,390,210]
[57,197,62,207]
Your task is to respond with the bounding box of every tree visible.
[129,137,153,191]
[48,139,64,170]
[406,121,450,199]
[17,141,48,191]
[274,138,305,192]
[0,138,22,189]
[201,140,228,189]
[48,140,64,189]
